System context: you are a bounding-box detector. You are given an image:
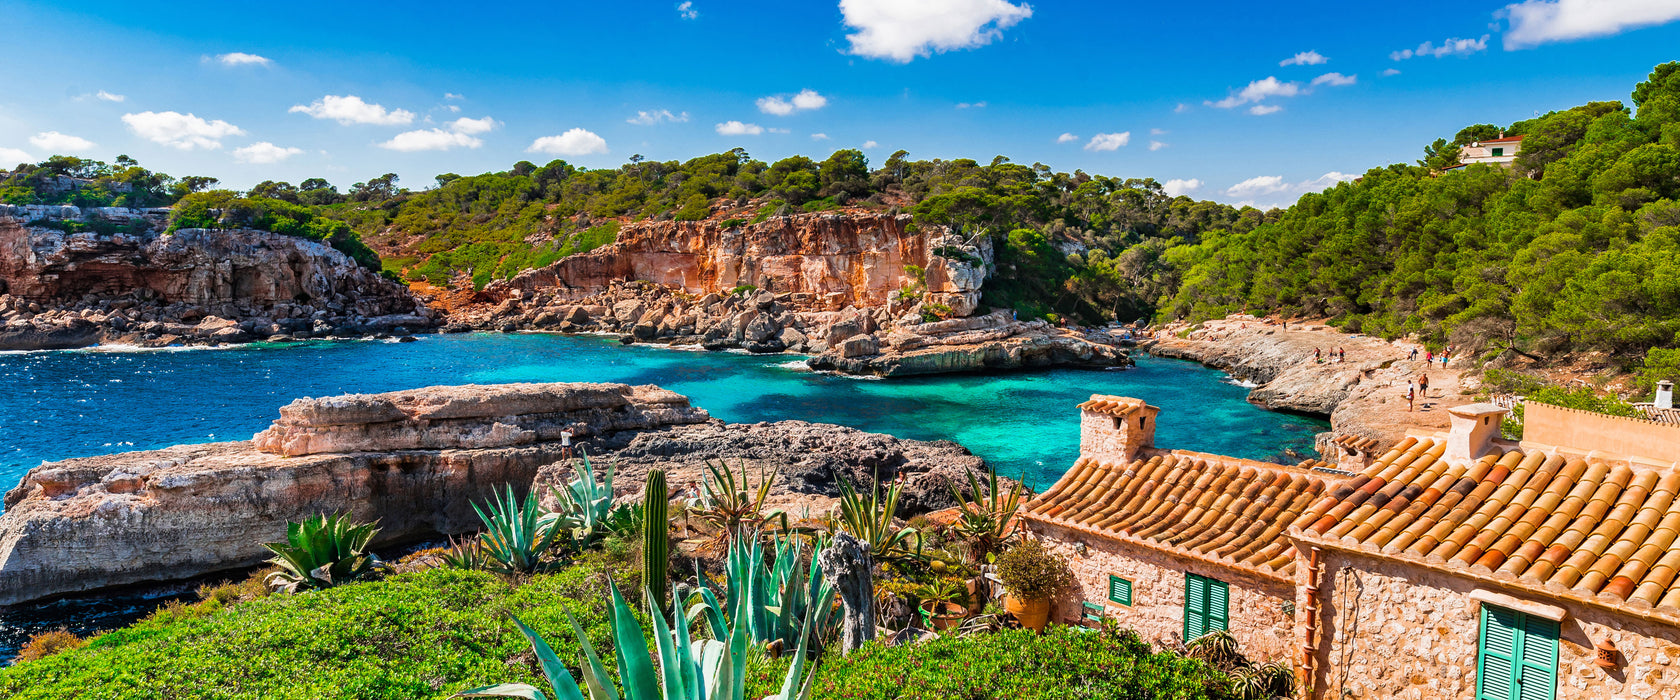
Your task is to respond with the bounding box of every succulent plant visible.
[262,512,386,592]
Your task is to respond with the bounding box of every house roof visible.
[1292,436,1680,616]
[1078,395,1157,418]
[1477,135,1525,144]
[1022,452,1331,580]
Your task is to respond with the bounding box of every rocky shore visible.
[0,205,434,351]
[0,382,985,606]
[1144,315,1474,457]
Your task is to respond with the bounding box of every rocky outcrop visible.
[806,309,1133,377]
[0,382,986,606]
[0,205,433,350]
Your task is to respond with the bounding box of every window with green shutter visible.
[1477,604,1558,700]
[1108,575,1133,606]
[1183,573,1229,641]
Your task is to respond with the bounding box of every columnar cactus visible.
[642,468,670,607]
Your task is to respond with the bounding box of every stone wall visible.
[1312,547,1680,700]
[1029,520,1297,661]
[1521,402,1680,469]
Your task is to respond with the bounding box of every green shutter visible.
[1206,578,1229,633]
[1478,605,1557,700]
[1108,575,1132,606]
[1185,573,1207,641]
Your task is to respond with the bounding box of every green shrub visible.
[993,538,1073,599]
[674,194,712,221]
[719,218,747,228]
[262,512,387,592]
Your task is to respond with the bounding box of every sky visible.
[2,0,1679,209]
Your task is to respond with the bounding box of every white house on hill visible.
[1456,134,1524,167]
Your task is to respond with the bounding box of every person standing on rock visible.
[1407,383,1415,412]
[1315,348,1322,363]
[560,427,575,460]
[1418,373,1430,399]
[1409,347,1418,361]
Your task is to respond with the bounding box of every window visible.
[1112,416,1123,430]
[1183,573,1228,641]
[1477,605,1558,700]
[1082,601,1105,622]
[1491,147,1505,157]
[1108,575,1133,606]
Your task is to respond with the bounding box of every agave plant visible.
[262,512,386,592]
[547,449,621,549]
[474,485,563,574]
[688,533,838,651]
[440,535,495,571]
[946,465,1027,564]
[456,581,822,700]
[835,476,923,566]
[689,460,787,548]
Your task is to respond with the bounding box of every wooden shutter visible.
[1184,573,1207,640]
[1108,575,1132,606]
[1517,615,1558,700]
[1478,605,1556,700]
[1206,578,1229,633]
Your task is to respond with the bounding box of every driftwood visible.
[818,532,875,653]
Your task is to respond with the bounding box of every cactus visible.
[642,468,670,607]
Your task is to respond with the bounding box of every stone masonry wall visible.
[1313,548,1680,700]
[1030,521,1296,661]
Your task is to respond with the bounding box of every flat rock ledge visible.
[0,382,983,606]
[806,309,1132,377]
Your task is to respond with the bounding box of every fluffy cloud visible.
[1280,50,1328,66]
[757,89,827,116]
[956,101,987,109]
[1149,140,1168,151]
[0,147,35,165]
[1226,175,1291,197]
[1174,103,1190,113]
[839,0,1032,63]
[527,128,609,156]
[215,52,272,66]
[627,109,689,125]
[1208,76,1302,109]
[1249,104,1283,116]
[233,142,304,164]
[1162,178,1202,197]
[1383,68,1403,76]
[1390,35,1489,60]
[716,121,765,135]
[122,111,244,150]
[677,1,699,19]
[1226,172,1357,204]
[1150,128,1168,135]
[1056,132,1079,143]
[862,140,879,149]
[811,133,831,140]
[1502,0,1680,48]
[448,116,497,135]
[1084,132,1130,151]
[96,90,125,102]
[29,131,95,153]
[380,116,495,152]
[445,93,465,100]
[1311,72,1357,87]
[289,95,415,126]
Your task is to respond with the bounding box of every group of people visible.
[1407,346,1455,368]
[1314,347,1348,363]
[1405,373,1432,411]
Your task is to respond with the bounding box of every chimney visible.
[1658,380,1674,410]
[1445,403,1509,465]
[1078,395,1160,463]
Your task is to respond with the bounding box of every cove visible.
[0,333,1326,505]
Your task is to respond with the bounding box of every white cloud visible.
[627,109,689,125]
[1311,72,1358,87]
[95,90,125,102]
[1149,140,1168,151]
[811,133,831,140]
[1162,178,1202,197]
[1174,103,1190,113]
[215,52,272,66]
[289,95,415,126]
[1056,132,1079,143]
[122,111,244,150]
[29,131,96,153]
[0,147,34,165]
[1226,171,1357,204]
[839,0,1032,63]
[1209,76,1302,108]
[445,93,465,100]
[677,1,698,19]
[1249,104,1283,116]
[528,128,609,156]
[1150,128,1168,136]
[1502,0,1680,48]
[1084,132,1130,151]
[1226,175,1291,197]
[1280,50,1329,66]
[1390,35,1489,60]
[956,101,987,109]
[862,140,880,149]
[380,129,481,152]
[716,121,765,135]
[757,89,828,116]
[448,116,497,135]
[233,142,304,164]
[1383,68,1402,76]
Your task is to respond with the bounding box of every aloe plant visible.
[455,582,822,700]
[643,469,670,607]
[688,533,837,651]
[836,476,923,566]
[474,485,563,574]
[262,512,385,592]
[549,449,619,548]
[946,465,1026,563]
[690,460,787,547]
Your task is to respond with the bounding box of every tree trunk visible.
[818,533,875,654]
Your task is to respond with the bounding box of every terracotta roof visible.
[1332,434,1381,452]
[1023,452,1330,579]
[1077,395,1156,417]
[1293,437,1680,615]
[1478,135,1524,144]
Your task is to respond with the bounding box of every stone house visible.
[1025,394,1680,700]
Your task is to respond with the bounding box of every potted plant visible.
[916,578,970,631]
[993,538,1074,632]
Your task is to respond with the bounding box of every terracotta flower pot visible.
[1004,594,1051,631]
[921,601,968,631]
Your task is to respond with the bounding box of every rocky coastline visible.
[0,381,985,606]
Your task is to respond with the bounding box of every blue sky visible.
[2,0,1678,208]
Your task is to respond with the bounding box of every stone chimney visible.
[1657,380,1674,410]
[1077,395,1160,463]
[1445,403,1509,465]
